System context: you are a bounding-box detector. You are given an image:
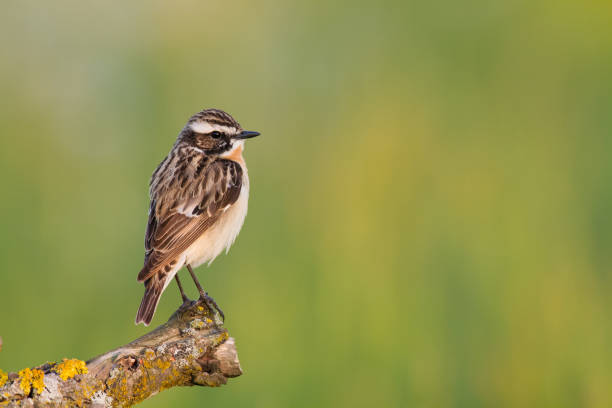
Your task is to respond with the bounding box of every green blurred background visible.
[1,1,612,407]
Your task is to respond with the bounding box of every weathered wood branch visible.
[0,301,242,407]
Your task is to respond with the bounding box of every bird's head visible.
[180,108,260,157]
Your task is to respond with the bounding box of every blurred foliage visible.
[1,0,612,407]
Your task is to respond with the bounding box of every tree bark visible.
[0,301,242,407]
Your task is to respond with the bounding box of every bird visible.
[135,108,260,326]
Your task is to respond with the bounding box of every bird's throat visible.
[220,141,245,165]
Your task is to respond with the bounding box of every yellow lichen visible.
[18,368,44,394]
[216,331,229,344]
[190,319,205,329]
[54,358,88,381]
[18,368,32,394]
[0,369,7,387]
[31,370,44,394]
[155,359,171,371]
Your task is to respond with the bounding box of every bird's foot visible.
[199,292,225,322]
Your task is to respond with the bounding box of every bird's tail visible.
[135,276,165,326]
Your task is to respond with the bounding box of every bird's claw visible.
[199,293,225,322]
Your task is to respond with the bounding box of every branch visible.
[0,301,242,407]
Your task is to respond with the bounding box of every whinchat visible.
[135,108,260,326]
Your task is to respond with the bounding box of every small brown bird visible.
[135,108,260,326]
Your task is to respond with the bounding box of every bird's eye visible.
[210,131,222,139]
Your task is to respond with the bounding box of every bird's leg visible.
[185,264,204,294]
[174,274,190,305]
[186,264,225,321]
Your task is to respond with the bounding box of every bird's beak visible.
[233,130,260,140]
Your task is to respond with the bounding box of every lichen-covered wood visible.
[0,301,241,407]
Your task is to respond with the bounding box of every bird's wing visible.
[137,159,243,282]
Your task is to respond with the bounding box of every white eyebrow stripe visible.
[190,122,236,135]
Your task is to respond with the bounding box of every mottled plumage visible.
[135,109,259,326]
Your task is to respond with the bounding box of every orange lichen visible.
[18,368,44,394]
[54,358,88,381]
